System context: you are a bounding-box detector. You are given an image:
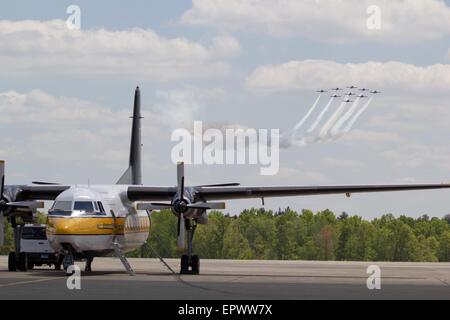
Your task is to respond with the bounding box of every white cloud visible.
[182,0,450,43]
[246,60,450,92]
[380,143,450,171]
[0,87,220,165]
[0,20,240,80]
[340,130,405,145]
[367,98,450,132]
[321,157,363,169]
[0,90,126,126]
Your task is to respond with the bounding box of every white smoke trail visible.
[280,94,321,146]
[318,95,350,138]
[292,94,322,132]
[307,97,334,133]
[343,96,374,132]
[330,97,361,135]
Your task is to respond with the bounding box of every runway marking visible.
[0,277,60,288]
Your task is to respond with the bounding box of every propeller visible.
[0,161,44,246]
[135,162,227,249]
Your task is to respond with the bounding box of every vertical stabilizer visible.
[116,87,142,185]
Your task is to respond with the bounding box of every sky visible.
[1,0,450,218]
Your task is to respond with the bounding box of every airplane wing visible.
[5,185,71,201]
[127,183,450,201]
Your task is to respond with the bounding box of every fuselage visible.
[46,185,150,257]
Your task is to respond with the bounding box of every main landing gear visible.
[85,256,94,272]
[180,219,200,275]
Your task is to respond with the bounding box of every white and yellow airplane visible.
[1,86,450,275]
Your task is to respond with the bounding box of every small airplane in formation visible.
[331,87,342,91]
[357,94,367,98]
[330,94,341,98]
[343,99,354,103]
[347,86,357,89]
[316,90,327,93]
[371,90,381,94]
[1,87,449,276]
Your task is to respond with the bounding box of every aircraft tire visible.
[8,252,16,271]
[180,254,189,274]
[191,255,200,275]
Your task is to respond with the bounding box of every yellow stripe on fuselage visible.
[46,216,151,236]
[47,216,126,236]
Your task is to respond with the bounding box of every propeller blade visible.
[177,217,185,249]
[196,183,240,187]
[187,202,226,210]
[177,161,184,200]
[135,202,173,210]
[0,160,4,198]
[7,201,45,209]
[180,177,185,201]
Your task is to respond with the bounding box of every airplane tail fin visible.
[116,86,142,185]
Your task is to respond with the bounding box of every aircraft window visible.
[73,201,94,212]
[48,201,72,216]
[93,201,99,211]
[98,201,105,213]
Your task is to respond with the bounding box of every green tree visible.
[438,231,450,262]
[222,219,253,259]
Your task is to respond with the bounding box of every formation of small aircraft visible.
[316,86,378,102]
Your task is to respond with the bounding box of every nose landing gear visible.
[180,219,200,275]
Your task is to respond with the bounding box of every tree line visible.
[2,208,450,262]
[131,208,450,262]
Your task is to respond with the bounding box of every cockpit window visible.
[73,201,94,212]
[48,201,72,216]
[51,201,72,211]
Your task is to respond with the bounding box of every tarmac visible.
[0,256,449,299]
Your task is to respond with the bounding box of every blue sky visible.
[1,0,450,218]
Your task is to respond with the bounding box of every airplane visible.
[2,86,450,276]
[347,86,357,89]
[343,99,353,103]
[331,87,342,91]
[345,92,356,96]
[357,94,367,98]
[370,90,381,94]
[316,90,327,93]
[330,94,341,98]
[359,88,370,92]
